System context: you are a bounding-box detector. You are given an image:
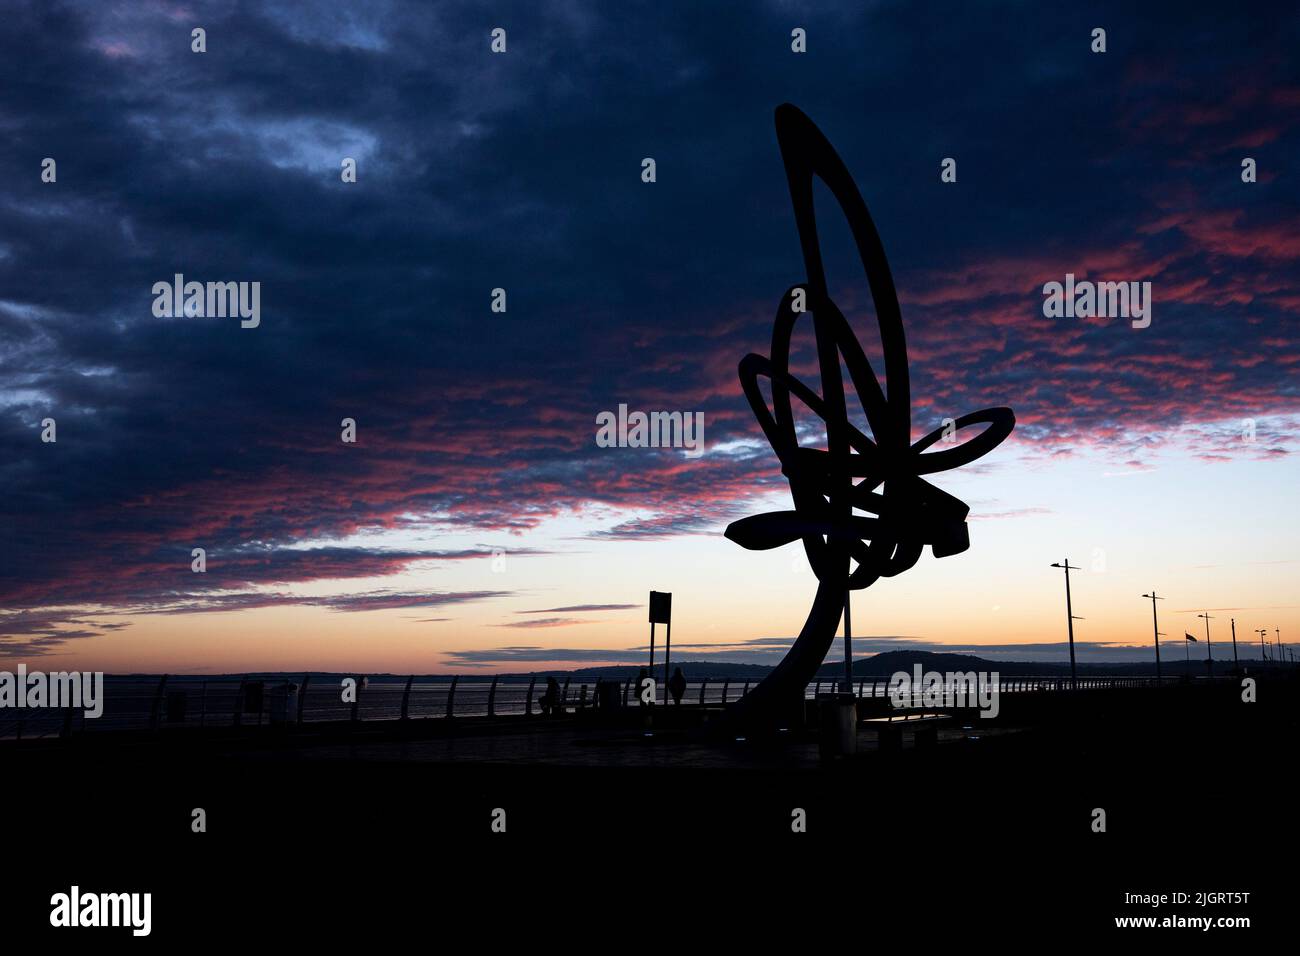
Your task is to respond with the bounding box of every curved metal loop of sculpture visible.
[724,104,1015,728]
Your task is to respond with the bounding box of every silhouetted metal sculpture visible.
[724,105,1015,729]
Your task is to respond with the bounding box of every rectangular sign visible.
[648,590,672,624]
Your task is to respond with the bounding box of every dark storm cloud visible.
[1,0,1297,617]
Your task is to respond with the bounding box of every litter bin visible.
[165,691,187,725]
[596,681,621,712]
[242,680,265,716]
[817,692,858,758]
[269,682,298,725]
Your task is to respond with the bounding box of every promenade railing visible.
[0,672,1248,741]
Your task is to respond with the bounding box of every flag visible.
[1185,632,1197,642]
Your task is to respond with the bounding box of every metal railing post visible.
[445,675,459,718]
[350,676,362,723]
[150,675,169,732]
[400,675,414,720]
[234,677,246,727]
[526,675,537,716]
[297,675,310,725]
[488,675,499,717]
[699,678,708,706]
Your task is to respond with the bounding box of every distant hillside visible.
[106,651,1270,683]
[823,649,1006,676]
[812,649,1254,679]
[569,650,1243,681]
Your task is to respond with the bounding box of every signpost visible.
[649,591,672,703]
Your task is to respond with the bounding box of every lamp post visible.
[842,590,853,695]
[1229,618,1239,672]
[1142,592,1164,683]
[1197,612,1214,678]
[1051,560,1082,690]
[1277,628,1284,667]
[1255,628,1268,663]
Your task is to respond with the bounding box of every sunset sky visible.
[2,0,1297,673]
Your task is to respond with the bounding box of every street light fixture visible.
[1197,612,1214,678]
[1051,560,1082,690]
[1142,592,1164,683]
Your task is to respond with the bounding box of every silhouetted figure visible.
[539,676,561,716]
[668,666,687,705]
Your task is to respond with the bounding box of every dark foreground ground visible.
[2,677,1293,940]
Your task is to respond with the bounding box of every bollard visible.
[817,692,858,759]
[595,680,621,716]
